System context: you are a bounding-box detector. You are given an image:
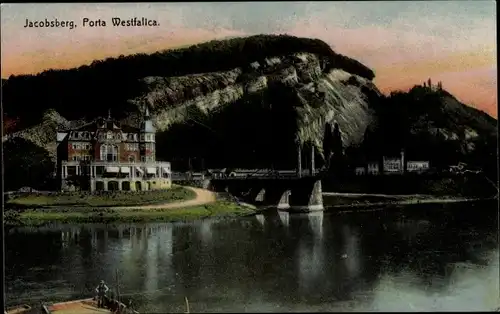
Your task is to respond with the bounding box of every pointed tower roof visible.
[141,105,155,133]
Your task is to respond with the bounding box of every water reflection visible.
[5,201,499,312]
[341,225,362,279]
[295,220,324,297]
[255,214,265,226]
[199,220,213,246]
[307,211,324,240]
[278,210,290,227]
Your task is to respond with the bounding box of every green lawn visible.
[6,186,196,207]
[4,201,256,226]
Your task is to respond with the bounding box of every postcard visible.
[2,2,498,313]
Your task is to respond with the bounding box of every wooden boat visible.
[41,297,138,314]
[4,304,32,314]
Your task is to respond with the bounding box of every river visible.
[5,200,499,312]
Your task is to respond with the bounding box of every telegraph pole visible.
[297,144,302,178]
[311,145,315,176]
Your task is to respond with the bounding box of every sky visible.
[1,2,497,116]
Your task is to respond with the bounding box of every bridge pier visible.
[252,188,266,202]
[287,178,323,212]
[278,190,291,210]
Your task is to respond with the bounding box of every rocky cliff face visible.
[127,52,380,167]
[4,110,86,159]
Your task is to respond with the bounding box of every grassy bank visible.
[323,193,495,207]
[322,194,429,207]
[4,201,256,227]
[6,186,196,208]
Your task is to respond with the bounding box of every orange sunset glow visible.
[1,2,497,116]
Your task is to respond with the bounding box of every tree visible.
[322,122,334,169]
[428,78,432,87]
[328,123,347,176]
[3,115,19,135]
[3,137,55,191]
[332,123,343,157]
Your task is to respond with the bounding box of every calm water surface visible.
[5,201,499,312]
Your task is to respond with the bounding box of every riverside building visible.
[56,108,171,192]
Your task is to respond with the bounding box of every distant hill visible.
[359,83,497,177]
[2,34,497,190]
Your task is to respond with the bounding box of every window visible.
[107,131,113,139]
[140,134,145,141]
[151,134,155,141]
[141,156,146,162]
[67,166,77,176]
[72,143,86,150]
[145,134,151,141]
[100,144,118,161]
[84,144,91,150]
[127,143,138,151]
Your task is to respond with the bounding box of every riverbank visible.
[6,186,196,208]
[4,201,256,227]
[322,192,487,207]
[326,196,496,213]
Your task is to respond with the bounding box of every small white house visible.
[407,161,430,173]
[367,162,379,175]
[355,167,366,175]
[383,158,402,174]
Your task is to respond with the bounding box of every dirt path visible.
[114,187,216,210]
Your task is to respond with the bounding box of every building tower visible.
[140,106,156,162]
